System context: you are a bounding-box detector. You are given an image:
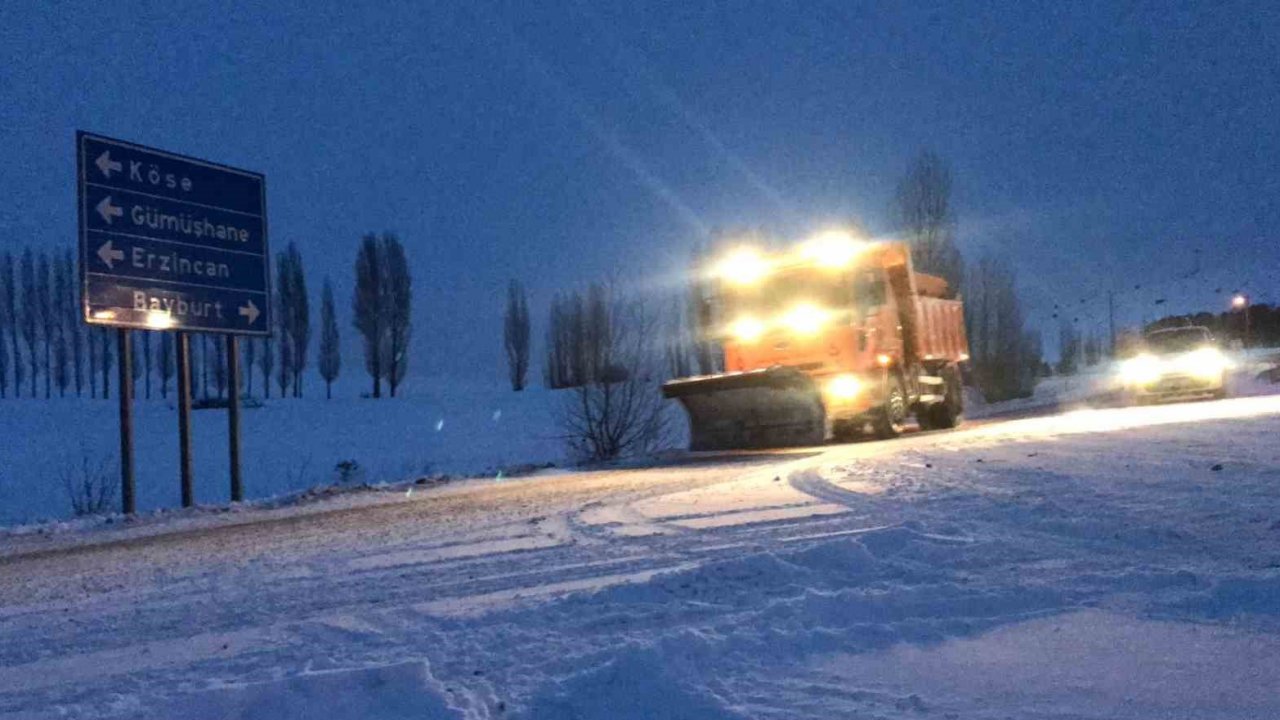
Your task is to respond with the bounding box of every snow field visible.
[0,383,567,527]
[3,393,1280,717]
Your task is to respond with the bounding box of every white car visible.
[1120,326,1229,403]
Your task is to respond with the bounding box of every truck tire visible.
[872,376,908,439]
[927,367,964,429]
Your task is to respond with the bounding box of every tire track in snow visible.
[788,470,874,509]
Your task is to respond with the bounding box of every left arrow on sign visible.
[96,195,123,224]
[95,150,122,179]
[239,299,261,325]
[97,240,125,269]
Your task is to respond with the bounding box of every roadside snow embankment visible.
[0,383,567,527]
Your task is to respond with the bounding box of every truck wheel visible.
[928,367,964,429]
[832,419,865,443]
[873,377,908,439]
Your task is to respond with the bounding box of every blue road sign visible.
[77,132,270,334]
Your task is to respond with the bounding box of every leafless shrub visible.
[557,281,675,462]
[61,454,116,517]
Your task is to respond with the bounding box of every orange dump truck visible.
[663,234,969,450]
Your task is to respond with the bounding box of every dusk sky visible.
[3,1,1277,383]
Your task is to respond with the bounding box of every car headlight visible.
[1120,354,1162,385]
[827,374,862,400]
[1179,347,1229,380]
[730,316,766,343]
[783,303,828,336]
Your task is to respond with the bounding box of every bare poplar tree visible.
[244,336,256,397]
[199,334,210,399]
[19,248,39,397]
[2,253,18,397]
[964,255,1040,401]
[382,235,411,397]
[892,150,964,292]
[259,336,274,400]
[37,252,54,398]
[318,277,340,399]
[503,279,531,391]
[353,233,384,398]
[130,331,142,399]
[1057,322,1082,376]
[277,244,311,397]
[545,292,587,389]
[88,324,98,398]
[292,246,311,397]
[0,283,7,398]
[52,253,71,397]
[158,332,174,398]
[98,327,112,399]
[276,326,291,397]
[62,250,84,396]
[544,294,569,389]
[275,250,293,399]
[212,334,227,399]
[687,243,719,375]
[664,292,694,380]
[0,257,8,399]
[142,331,152,399]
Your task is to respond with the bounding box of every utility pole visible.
[1233,294,1251,352]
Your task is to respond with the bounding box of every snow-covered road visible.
[4,395,1280,719]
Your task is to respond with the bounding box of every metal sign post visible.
[227,336,243,502]
[77,132,270,511]
[176,332,194,507]
[117,330,135,514]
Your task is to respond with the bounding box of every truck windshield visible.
[725,268,852,317]
[1144,328,1213,354]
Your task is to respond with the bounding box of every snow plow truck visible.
[663,232,969,451]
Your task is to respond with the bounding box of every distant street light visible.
[1231,293,1251,351]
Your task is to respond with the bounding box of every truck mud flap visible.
[663,368,826,451]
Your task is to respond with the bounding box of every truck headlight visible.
[801,230,861,269]
[730,316,766,343]
[827,374,862,400]
[1179,347,1229,380]
[1120,354,1162,385]
[716,248,770,286]
[783,303,827,336]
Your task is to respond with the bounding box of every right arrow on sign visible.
[96,240,124,269]
[239,299,260,325]
[95,195,123,224]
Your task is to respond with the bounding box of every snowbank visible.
[0,383,566,526]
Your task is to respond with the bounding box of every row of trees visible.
[892,151,1042,401]
[1056,323,1109,376]
[0,235,412,401]
[0,249,94,399]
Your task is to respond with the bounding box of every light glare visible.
[801,230,862,269]
[827,374,862,400]
[731,316,766,343]
[716,248,770,286]
[783,303,827,336]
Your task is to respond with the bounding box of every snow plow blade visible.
[662,368,826,451]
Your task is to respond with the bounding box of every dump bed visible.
[912,272,969,364]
